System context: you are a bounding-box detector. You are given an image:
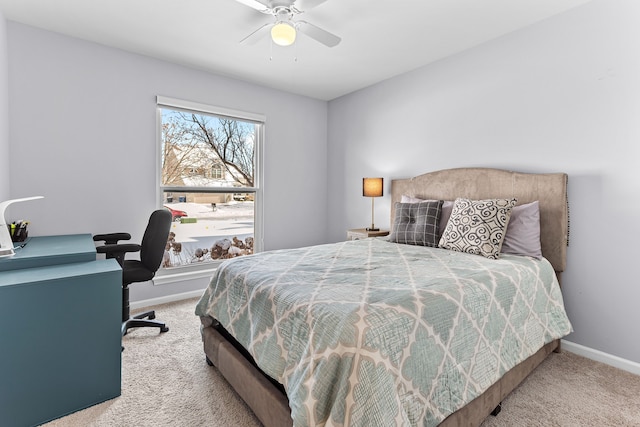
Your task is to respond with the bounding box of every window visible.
[211,163,224,179]
[156,96,263,279]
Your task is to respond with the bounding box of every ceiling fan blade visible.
[240,23,272,44]
[294,0,328,12]
[233,0,271,13]
[296,21,341,47]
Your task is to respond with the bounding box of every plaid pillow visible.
[389,200,443,247]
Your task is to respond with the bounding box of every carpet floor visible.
[43,298,640,427]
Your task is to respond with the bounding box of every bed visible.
[196,167,572,426]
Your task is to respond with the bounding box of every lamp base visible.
[366,227,379,232]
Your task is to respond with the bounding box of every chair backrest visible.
[139,209,173,273]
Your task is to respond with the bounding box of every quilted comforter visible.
[195,238,572,426]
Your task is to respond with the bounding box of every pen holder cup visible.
[9,223,29,242]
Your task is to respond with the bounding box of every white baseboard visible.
[562,339,640,376]
[130,289,204,310]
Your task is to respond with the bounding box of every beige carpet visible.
[43,298,640,427]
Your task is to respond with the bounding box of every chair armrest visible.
[96,243,141,266]
[96,243,141,256]
[93,232,131,245]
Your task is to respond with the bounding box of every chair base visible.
[122,310,169,336]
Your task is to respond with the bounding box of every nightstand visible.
[347,228,389,240]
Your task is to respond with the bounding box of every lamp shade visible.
[271,22,296,46]
[363,177,383,197]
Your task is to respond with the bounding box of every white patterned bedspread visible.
[195,238,572,426]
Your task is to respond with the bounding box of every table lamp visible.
[0,196,43,257]
[363,177,383,231]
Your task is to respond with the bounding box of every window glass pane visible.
[161,109,255,189]
[162,192,254,269]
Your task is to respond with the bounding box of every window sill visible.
[153,266,217,285]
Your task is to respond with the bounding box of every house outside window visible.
[156,96,264,280]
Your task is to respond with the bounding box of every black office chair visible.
[93,209,172,337]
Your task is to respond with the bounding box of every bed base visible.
[202,323,292,426]
[202,318,559,427]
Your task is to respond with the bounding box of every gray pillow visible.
[501,201,542,258]
[400,195,453,238]
[439,198,517,259]
[389,200,443,247]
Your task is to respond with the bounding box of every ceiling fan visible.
[233,0,341,48]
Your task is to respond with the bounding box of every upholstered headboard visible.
[391,168,569,272]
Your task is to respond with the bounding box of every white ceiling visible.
[0,0,591,101]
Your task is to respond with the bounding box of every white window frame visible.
[154,96,265,284]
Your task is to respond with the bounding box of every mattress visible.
[195,238,572,426]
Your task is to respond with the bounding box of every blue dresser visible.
[0,235,122,427]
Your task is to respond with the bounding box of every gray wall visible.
[328,0,640,363]
[6,22,328,300]
[0,11,8,200]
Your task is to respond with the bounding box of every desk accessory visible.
[0,196,43,257]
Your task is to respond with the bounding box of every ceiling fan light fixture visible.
[271,21,296,46]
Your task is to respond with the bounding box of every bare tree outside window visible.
[162,111,255,188]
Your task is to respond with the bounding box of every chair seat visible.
[122,260,155,285]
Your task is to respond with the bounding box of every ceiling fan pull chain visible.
[269,38,273,61]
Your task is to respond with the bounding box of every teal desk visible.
[0,234,97,272]
[0,234,122,427]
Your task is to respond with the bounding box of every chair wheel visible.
[161,326,169,333]
[148,313,156,320]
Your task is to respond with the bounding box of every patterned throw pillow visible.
[389,200,443,247]
[439,198,517,259]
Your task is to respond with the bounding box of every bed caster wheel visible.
[206,357,214,366]
[491,403,502,416]
[160,326,169,333]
